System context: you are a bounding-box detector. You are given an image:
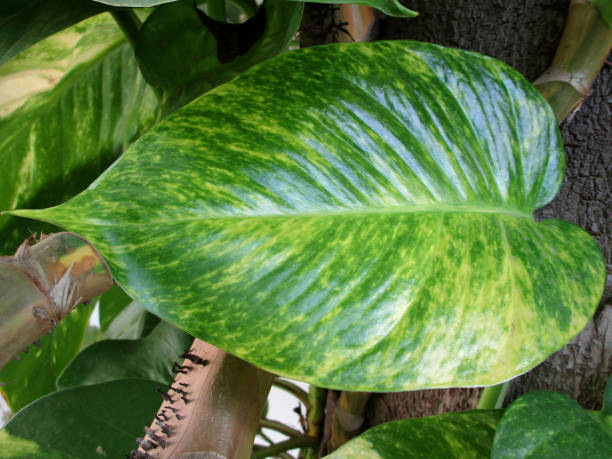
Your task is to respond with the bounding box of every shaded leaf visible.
[0,14,159,255]
[289,0,417,18]
[0,379,163,458]
[10,41,605,391]
[0,0,112,66]
[326,410,501,458]
[492,391,612,458]
[57,320,192,388]
[0,307,91,412]
[135,0,302,110]
[593,0,612,29]
[98,285,133,331]
[103,301,160,340]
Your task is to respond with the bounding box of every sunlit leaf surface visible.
[326,410,501,458]
[492,391,612,458]
[13,40,605,390]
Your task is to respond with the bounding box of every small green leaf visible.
[492,391,612,458]
[0,14,159,255]
[102,301,160,340]
[0,379,163,458]
[288,0,417,18]
[98,285,133,331]
[0,307,91,412]
[57,320,192,388]
[325,410,502,458]
[593,0,612,28]
[0,0,112,66]
[11,41,605,391]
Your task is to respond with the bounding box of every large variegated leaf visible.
[0,14,159,255]
[491,391,612,458]
[325,410,502,458]
[10,40,605,390]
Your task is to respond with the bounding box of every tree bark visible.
[362,0,612,427]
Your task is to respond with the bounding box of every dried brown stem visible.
[0,232,113,370]
[133,339,273,458]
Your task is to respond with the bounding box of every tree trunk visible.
[360,0,612,428]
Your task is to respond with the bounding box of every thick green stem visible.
[110,9,142,49]
[252,436,319,459]
[0,233,113,370]
[534,0,612,122]
[477,382,509,410]
[303,385,326,459]
[260,418,303,438]
[206,0,227,21]
[330,391,371,450]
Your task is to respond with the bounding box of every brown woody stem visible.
[534,0,612,122]
[0,232,113,370]
[135,339,273,458]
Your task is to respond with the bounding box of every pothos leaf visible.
[0,14,159,255]
[57,320,192,388]
[325,410,502,458]
[492,391,612,458]
[0,0,112,66]
[0,379,163,458]
[11,40,605,391]
[134,0,303,111]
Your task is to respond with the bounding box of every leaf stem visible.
[273,377,311,410]
[477,382,509,410]
[252,436,319,459]
[110,9,142,49]
[260,418,303,438]
[534,0,612,122]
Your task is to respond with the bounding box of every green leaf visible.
[0,14,159,255]
[492,391,612,458]
[0,379,162,458]
[11,40,605,391]
[57,320,192,388]
[289,0,417,18]
[325,410,502,458]
[102,301,160,340]
[98,285,133,331]
[0,0,111,66]
[134,0,303,110]
[0,307,91,412]
[593,0,612,29]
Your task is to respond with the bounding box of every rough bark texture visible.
[362,0,612,427]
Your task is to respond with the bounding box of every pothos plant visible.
[0,0,610,458]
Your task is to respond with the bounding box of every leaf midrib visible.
[14,201,534,229]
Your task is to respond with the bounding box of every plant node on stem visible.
[0,232,113,370]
